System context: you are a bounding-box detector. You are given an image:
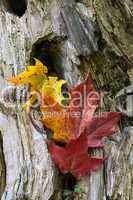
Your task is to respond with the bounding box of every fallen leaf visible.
[8,59,66,110]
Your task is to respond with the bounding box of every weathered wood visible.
[0,0,133,200]
[0,1,55,199]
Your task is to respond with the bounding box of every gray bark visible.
[0,0,133,200]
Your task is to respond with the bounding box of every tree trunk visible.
[0,0,133,200]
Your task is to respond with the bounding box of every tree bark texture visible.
[0,0,133,200]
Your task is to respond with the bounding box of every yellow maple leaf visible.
[8,58,67,112]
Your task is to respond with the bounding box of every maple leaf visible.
[8,59,66,111]
[47,133,104,180]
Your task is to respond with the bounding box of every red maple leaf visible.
[47,133,105,180]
